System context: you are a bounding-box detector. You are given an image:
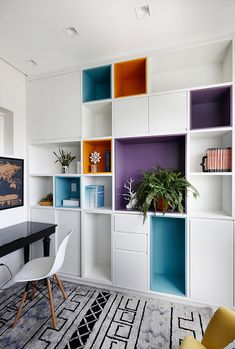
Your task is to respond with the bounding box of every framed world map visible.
[0,157,24,210]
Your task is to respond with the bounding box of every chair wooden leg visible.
[12,282,30,328]
[55,273,67,300]
[47,278,56,329]
[31,281,37,300]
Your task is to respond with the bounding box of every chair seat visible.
[13,256,55,282]
[180,336,207,349]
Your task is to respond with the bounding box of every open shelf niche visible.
[82,101,112,139]
[188,174,232,219]
[114,57,147,98]
[83,139,112,174]
[55,176,81,208]
[83,212,111,283]
[190,129,232,173]
[115,135,185,211]
[83,175,112,211]
[82,65,111,103]
[29,141,81,175]
[149,39,232,93]
[29,175,53,207]
[0,107,14,155]
[150,216,186,296]
[190,85,232,130]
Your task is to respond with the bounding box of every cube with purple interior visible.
[190,85,232,130]
[115,135,186,211]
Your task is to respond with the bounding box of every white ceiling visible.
[1,0,235,76]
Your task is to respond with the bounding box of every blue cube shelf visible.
[83,65,112,103]
[150,216,186,296]
[55,176,80,208]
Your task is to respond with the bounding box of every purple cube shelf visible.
[190,86,232,130]
[115,135,186,210]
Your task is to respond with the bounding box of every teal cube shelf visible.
[150,216,186,296]
[83,65,111,102]
[55,176,80,208]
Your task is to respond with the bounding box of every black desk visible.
[0,222,57,263]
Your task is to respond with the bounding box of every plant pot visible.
[62,165,69,174]
[154,198,169,212]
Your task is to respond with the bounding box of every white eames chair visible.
[12,231,72,329]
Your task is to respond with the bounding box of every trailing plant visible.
[53,148,76,166]
[134,165,199,222]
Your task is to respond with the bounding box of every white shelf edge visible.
[30,204,54,210]
[29,137,81,145]
[82,98,112,106]
[189,210,233,220]
[189,126,232,135]
[190,172,232,176]
[82,136,112,141]
[83,207,112,214]
[83,173,112,177]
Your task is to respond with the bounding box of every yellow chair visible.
[180,307,235,349]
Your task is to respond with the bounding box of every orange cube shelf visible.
[114,57,147,98]
[83,139,112,174]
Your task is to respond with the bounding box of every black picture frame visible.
[0,157,24,210]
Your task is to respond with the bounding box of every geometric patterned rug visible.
[0,281,213,349]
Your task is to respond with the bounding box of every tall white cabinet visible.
[28,37,235,307]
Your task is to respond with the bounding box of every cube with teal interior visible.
[150,216,186,296]
[83,65,111,102]
[55,176,80,208]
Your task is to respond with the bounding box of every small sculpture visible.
[90,151,101,172]
[123,177,136,210]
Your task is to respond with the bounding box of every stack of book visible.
[201,147,232,172]
[85,185,104,208]
[62,198,80,207]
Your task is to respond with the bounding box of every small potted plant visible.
[134,164,199,222]
[39,193,53,206]
[53,148,76,174]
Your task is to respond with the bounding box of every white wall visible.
[0,59,27,287]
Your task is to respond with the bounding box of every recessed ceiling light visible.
[63,26,79,39]
[135,5,151,19]
[25,59,38,67]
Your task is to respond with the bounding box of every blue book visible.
[105,150,111,172]
[85,185,104,208]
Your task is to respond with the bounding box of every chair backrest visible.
[202,307,235,349]
[47,231,72,277]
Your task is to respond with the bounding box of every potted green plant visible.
[134,165,199,222]
[53,148,76,174]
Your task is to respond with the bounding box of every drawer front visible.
[115,214,147,234]
[114,250,148,290]
[114,231,147,252]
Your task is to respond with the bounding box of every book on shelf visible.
[201,147,232,172]
[62,198,80,207]
[85,185,104,208]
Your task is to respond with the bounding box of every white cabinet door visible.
[29,72,81,142]
[149,92,187,133]
[114,96,148,136]
[56,210,81,276]
[115,213,148,234]
[53,72,81,139]
[190,218,233,305]
[30,208,56,258]
[29,78,53,141]
[114,250,148,290]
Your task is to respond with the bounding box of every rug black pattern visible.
[0,281,213,349]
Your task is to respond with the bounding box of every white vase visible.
[62,165,69,174]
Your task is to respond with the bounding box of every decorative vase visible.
[62,165,69,174]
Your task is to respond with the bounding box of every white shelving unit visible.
[28,37,235,306]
